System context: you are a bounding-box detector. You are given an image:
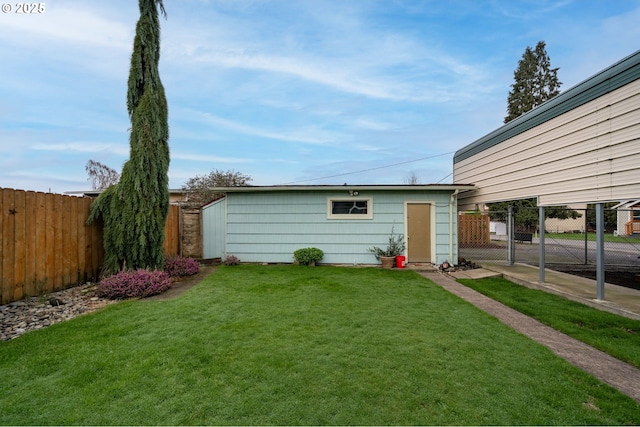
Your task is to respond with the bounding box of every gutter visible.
[449,189,459,264]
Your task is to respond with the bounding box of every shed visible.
[202,184,473,266]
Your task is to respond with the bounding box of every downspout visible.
[449,189,459,264]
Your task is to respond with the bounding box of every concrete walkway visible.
[416,269,640,404]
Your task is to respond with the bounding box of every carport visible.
[453,49,640,300]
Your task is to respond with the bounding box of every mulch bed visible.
[552,266,640,291]
[144,265,217,301]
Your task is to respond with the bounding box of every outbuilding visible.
[202,184,473,266]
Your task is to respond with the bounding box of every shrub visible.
[224,255,240,266]
[98,269,172,299]
[163,256,200,277]
[293,247,324,265]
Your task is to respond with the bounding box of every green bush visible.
[293,247,324,265]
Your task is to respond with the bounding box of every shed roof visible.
[209,184,475,193]
[611,200,640,210]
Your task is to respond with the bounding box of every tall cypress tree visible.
[88,0,169,274]
[504,41,561,123]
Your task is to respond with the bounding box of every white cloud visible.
[172,152,252,164]
[191,110,340,145]
[30,143,129,156]
[0,4,132,50]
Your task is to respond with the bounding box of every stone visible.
[49,297,64,306]
[1,283,117,341]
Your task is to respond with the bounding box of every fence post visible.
[584,209,590,265]
[507,205,514,265]
[539,206,545,283]
[596,203,605,300]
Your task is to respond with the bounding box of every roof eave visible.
[210,184,475,193]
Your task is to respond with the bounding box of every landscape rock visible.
[0,283,117,341]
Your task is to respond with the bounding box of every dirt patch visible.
[144,265,217,301]
[551,266,640,291]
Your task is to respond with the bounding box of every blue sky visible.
[1,0,639,193]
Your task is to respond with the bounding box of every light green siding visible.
[202,198,226,259]
[203,189,460,265]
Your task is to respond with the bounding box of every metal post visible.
[596,203,605,300]
[507,205,514,266]
[584,208,588,265]
[539,206,545,284]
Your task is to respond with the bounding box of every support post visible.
[539,206,545,284]
[507,205,514,266]
[584,207,588,265]
[596,203,605,300]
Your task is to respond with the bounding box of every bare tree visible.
[403,171,420,185]
[85,160,120,190]
[182,169,252,205]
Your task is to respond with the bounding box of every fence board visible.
[458,213,491,247]
[2,189,16,304]
[44,193,55,293]
[13,190,26,301]
[24,192,37,297]
[53,194,63,291]
[164,204,180,258]
[0,189,3,302]
[61,195,71,288]
[77,198,87,284]
[68,195,79,285]
[34,192,47,296]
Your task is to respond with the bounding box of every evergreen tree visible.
[505,41,561,123]
[487,198,581,232]
[88,0,169,274]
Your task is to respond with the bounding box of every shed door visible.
[407,203,431,262]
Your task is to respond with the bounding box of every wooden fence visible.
[458,212,490,247]
[1,188,180,304]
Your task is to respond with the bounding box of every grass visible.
[458,277,640,369]
[1,265,639,425]
[544,232,640,243]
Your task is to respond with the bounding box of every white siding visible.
[455,79,640,208]
[202,198,226,259]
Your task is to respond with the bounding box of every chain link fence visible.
[459,208,640,289]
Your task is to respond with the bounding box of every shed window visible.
[327,198,373,219]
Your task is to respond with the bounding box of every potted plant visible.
[368,230,406,268]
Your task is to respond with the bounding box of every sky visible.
[1,0,639,194]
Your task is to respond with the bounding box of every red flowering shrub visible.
[98,269,172,299]
[163,256,200,277]
[224,255,240,266]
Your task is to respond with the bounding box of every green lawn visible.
[1,265,639,425]
[458,276,640,369]
[544,232,640,243]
